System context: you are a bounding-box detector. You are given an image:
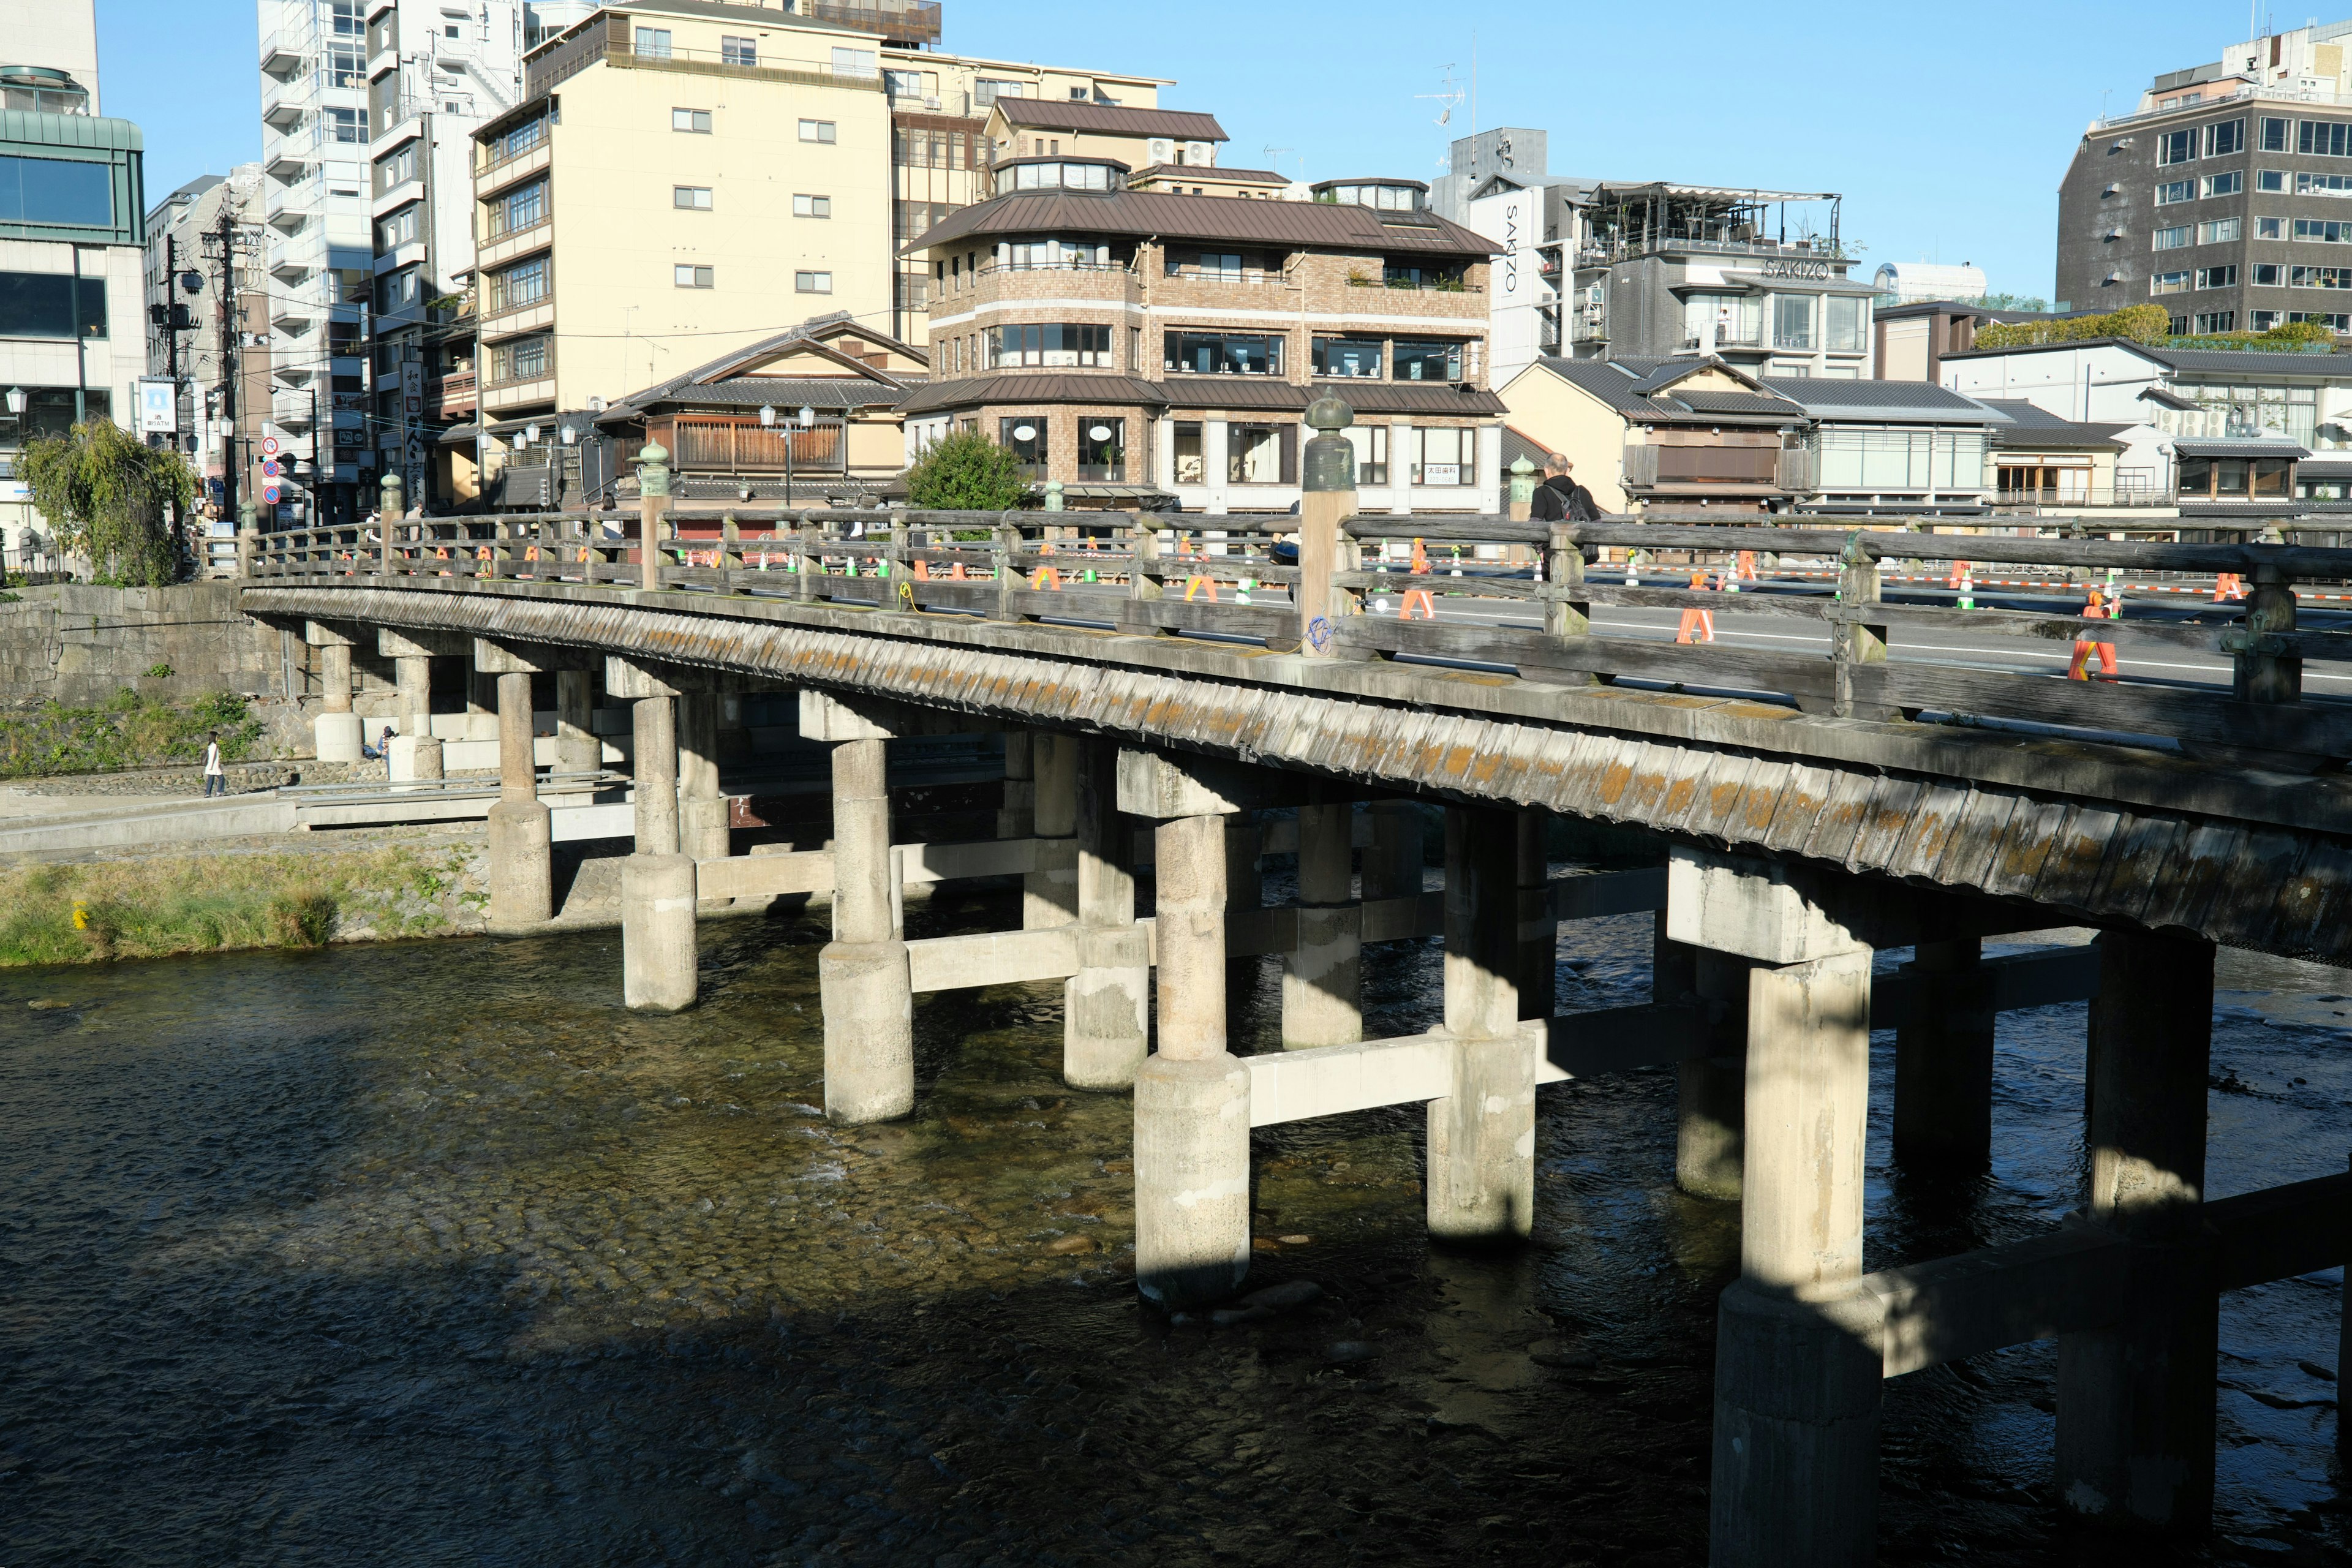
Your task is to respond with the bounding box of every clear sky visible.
[101,0,2272,304]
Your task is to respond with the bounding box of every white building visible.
[258,0,526,526]
[0,0,149,569]
[1871,262,1988,305]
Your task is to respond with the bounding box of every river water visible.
[4,875,2350,1566]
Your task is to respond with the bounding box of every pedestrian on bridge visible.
[1528,454,1600,525]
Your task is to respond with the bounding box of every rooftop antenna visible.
[1263,145,1298,179]
[1470,31,1477,138]
[1415,64,1464,130]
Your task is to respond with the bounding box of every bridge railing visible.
[247,504,2352,767]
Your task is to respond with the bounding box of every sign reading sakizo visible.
[1757,258,1833,281]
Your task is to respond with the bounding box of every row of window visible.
[2154,114,2352,166]
[671,106,836,141]
[1682,292,1869,353]
[2152,217,2240,249]
[481,255,833,301]
[670,184,831,217]
[935,325,1473,382]
[2155,169,2352,204]
[0,153,113,229]
[630,26,875,77]
[2141,214,2352,250]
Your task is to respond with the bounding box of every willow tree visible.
[17,419,197,586]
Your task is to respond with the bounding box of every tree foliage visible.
[1971,303,2173,350]
[2168,317,2340,352]
[17,420,197,586]
[1961,292,2051,313]
[903,429,1031,511]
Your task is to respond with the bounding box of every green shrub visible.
[0,689,265,778]
[904,428,1032,511]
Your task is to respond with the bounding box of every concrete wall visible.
[0,583,288,705]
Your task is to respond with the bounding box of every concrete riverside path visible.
[233,435,2352,1565]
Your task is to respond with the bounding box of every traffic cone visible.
[1400,587,1436,619]
[1675,570,1715,643]
[2068,587,2119,679]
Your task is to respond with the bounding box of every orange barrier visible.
[1183,574,1219,602]
[1675,570,1716,644]
[2068,587,2119,680]
[1736,549,1757,582]
[1029,565,1062,591]
[950,561,967,581]
[1399,586,1436,619]
[2214,572,2245,601]
[1409,538,1429,575]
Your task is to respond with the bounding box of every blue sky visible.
[102,0,2261,303]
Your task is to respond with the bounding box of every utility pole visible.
[202,207,247,527]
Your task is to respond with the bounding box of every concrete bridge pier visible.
[1892,937,1997,1170]
[304,620,363,761]
[1664,928,1755,1204]
[2056,930,2219,1530]
[377,627,451,782]
[1121,749,1251,1309]
[472,638,555,926]
[1063,737,1149,1090]
[1361,798,1425,902]
[554,669,599,776]
[998,728,1036,840]
[1281,796,1362,1050]
[611,656,696,1012]
[676,691,731,865]
[1023,731,1079,929]
[804,691,914,1123]
[1517,808,1558,1021]
[1679,849,1880,1568]
[1427,804,1536,1244]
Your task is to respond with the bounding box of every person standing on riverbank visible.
[202,734,225,798]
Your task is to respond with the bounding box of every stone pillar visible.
[676,690,730,865]
[1362,797,1425,904]
[379,627,448,783]
[1023,730,1079,929]
[1064,737,1148,1090]
[1677,947,1753,1201]
[2056,931,2219,1531]
[555,669,599,777]
[305,620,362,761]
[467,666,497,741]
[1892,937,1997,1169]
[1679,848,1878,1568]
[488,666,552,925]
[1282,801,1361,1049]
[1121,748,1250,1310]
[819,734,914,1123]
[1224,812,1263,913]
[611,655,695,1012]
[1515,807,1556,1021]
[997,728,1035,840]
[1428,804,1536,1243]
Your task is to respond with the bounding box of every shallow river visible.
[4,878,2350,1566]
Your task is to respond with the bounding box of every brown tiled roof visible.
[994,99,1226,141]
[897,372,1164,415]
[897,374,1506,417]
[906,189,1499,257]
[1131,164,1287,184]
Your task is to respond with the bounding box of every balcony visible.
[527,18,896,99]
[262,86,306,132]
[260,31,307,77]
[804,0,941,47]
[269,227,327,284]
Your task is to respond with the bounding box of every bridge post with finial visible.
[633,440,671,592]
[1297,393,1355,657]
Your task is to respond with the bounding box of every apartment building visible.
[900,175,1504,514]
[258,0,524,526]
[0,34,148,567]
[2056,17,2352,337]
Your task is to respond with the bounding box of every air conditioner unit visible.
[2103,183,2120,197]
[2106,228,2124,241]
[924,96,940,109]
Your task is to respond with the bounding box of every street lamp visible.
[4,387,23,417]
[560,424,577,445]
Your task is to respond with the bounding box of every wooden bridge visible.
[238,428,2352,1566]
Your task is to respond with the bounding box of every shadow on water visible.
[1,894,2348,1565]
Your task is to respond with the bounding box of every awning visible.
[2172,437,2308,458]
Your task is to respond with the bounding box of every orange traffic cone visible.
[1409,538,1429,575]
[1400,587,1437,619]
[2068,587,2119,679]
[1183,573,1219,601]
[1675,569,1716,644]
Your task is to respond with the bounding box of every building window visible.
[793,194,831,218]
[2204,119,2244,157]
[1077,418,1124,481]
[674,264,713,288]
[1165,248,1246,278]
[2196,265,2239,288]
[0,271,107,339]
[489,335,549,383]
[1771,294,1815,350]
[799,119,836,143]
[1825,295,1865,352]
[2152,225,2190,249]
[2151,270,2191,295]
[2304,121,2352,156]
[2254,262,2285,285]
[721,35,756,66]
[325,106,368,143]
[673,108,712,133]
[487,255,549,311]
[374,141,418,195]
[1311,336,1384,378]
[633,26,672,57]
[1392,338,1466,380]
[2155,179,2193,205]
[2252,309,2280,330]
[2157,127,2198,164]
[375,204,418,253]
[673,185,712,209]
[1128,325,1140,369]
[485,178,545,236]
[987,323,1110,367]
[1412,426,1473,486]
[1341,423,1388,485]
[2259,216,2286,239]
[1227,424,1291,484]
[975,78,1027,107]
[2289,311,2352,331]
[795,271,832,293]
[1164,330,1283,374]
[2290,265,2352,287]
[2197,217,2242,244]
[830,47,876,77]
[2261,116,2291,151]
[2202,171,2242,197]
[491,117,544,162]
[2258,168,2288,192]
[2296,171,2352,197]
[2193,311,2237,333]
[2296,219,2352,242]
[998,417,1044,478]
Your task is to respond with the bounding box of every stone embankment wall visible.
[0,583,288,705]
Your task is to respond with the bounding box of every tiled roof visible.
[597,314,924,420]
[906,188,1498,257]
[1760,378,2009,424]
[2173,437,2309,457]
[993,99,1226,141]
[898,374,1507,417]
[1526,358,1803,425]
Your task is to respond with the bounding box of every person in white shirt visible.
[203,733,225,798]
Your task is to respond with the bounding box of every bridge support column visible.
[1064,737,1148,1090]
[612,657,695,1011]
[1361,797,1425,903]
[1675,849,1878,1568]
[805,695,914,1123]
[1659,889,1752,1203]
[998,729,1035,840]
[1121,749,1250,1308]
[304,620,362,762]
[378,627,454,783]
[1283,799,1361,1049]
[1517,808,1557,1020]
[1428,804,1535,1243]
[486,664,552,925]
[2056,931,2218,1531]
[555,668,599,777]
[1893,937,1996,1170]
[677,691,730,865]
[1023,731,1079,929]
[1225,812,1264,914]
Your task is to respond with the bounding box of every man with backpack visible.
[1528,453,1601,523]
